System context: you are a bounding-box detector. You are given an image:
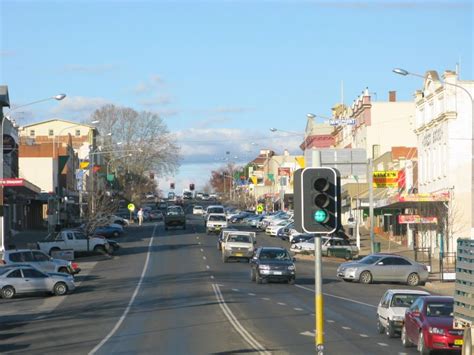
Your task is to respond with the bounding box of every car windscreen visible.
[391,294,424,308]
[228,235,251,243]
[209,215,226,222]
[426,302,454,317]
[0,267,11,276]
[208,208,224,214]
[358,255,383,265]
[259,249,291,261]
[168,207,182,214]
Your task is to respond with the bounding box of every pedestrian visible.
[138,208,144,226]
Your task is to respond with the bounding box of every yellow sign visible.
[295,156,305,168]
[256,204,264,213]
[127,203,135,212]
[373,171,398,188]
[80,161,90,169]
[250,176,257,185]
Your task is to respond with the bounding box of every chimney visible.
[389,91,396,102]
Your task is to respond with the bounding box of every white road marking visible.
[300,331,315,337]
[206,265,210,269]
[360,334,369,338]
[248,293,256,296]
[342,326,351,330]
[89,224,157,354]
[210,275,215,279]
[262,297,270,301]
[295,284,377,309]
[277,302,286,306]
[200,248,204,252]
[327,319,335,323]
[232,288,240,292]
[202,256,207,260]
[196,236,200,239]
[212,284,270,355]
[294,307,303,311]
[378,343,389,347]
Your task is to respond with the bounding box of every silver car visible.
[336,253,429,286]
[0,264,76,299]
[1,249,80,275]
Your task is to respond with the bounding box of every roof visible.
[21,118,99,130]
[421,296,454,302]
[385,289,431,295]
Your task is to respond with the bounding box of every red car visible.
[402,296,463,354]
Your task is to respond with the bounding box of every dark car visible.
[250,247,296,284]
[93,225,123,238]
[402,296,463,353]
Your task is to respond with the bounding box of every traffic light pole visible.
[315,235,324,354]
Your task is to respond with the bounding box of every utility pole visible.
[0,86,9,252]
[368,158,375,253]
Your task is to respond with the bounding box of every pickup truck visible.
[164,205,186,230]
[453,238,474,355]
[221,231,256,263]
[206,213,228,234]
[37,229,112,256]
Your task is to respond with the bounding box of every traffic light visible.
[170,182,175,189]
[189,183,195,191]
[294,167,341,234]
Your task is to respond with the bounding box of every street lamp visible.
[393,67,474,238]
[1,92,66,250]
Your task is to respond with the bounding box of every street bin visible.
[373,242,381,253]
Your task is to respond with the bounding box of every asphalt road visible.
[0,208,426,354]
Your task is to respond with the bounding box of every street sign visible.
[127,203,135,212]
[373,171,398,188]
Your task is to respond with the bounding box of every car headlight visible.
[392,315,404,321]
[345,267,356,273]
[428,327,445,335]
[259,264,271,270]
[288,265,295,271]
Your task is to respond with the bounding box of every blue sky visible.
[1,0,472,193]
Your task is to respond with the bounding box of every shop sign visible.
[398,215,438,224]
[373,171,398,188]
[399,192,449,202]
[0,178,25,187]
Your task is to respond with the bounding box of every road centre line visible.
[378,343,389,347]
[248,293,256,296]
[327,319,335,323]
[203,256,207,260]
[342,326,351,330]
[277,302,286,306]
[295,284,377,309]
[359,334,369,337]
[206,265,210,269]
[262,297,270,301]
[200,248,204,252]
[88,224,156,354]
[212,284,270,355]
[294,308,303,311]
[232,288,239,292]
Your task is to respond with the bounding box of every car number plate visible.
[273,271,283,275]
[454,339,463,346]
[235,253,243,256]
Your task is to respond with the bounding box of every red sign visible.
[278,167,291,176]
[0,178,26,187]
[398,215,438,224]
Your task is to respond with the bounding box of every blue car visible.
[93,225,123,238]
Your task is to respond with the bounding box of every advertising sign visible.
[373,171,398,188]
[0,178,25,186]
[398,215,438,224]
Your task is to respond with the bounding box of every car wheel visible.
[376,318,385,334]
[53,282,68,296]
[1,286,15,299]
[386,320,396,338]
[401,325,412,347]
[94,245,106,254]
[250,269,256,282]
[288,277,295,285]
[359,271,372,284]
[58,267,69,274]
[407,273,420,286]
[49,247,60,256]
[417,332,430,354]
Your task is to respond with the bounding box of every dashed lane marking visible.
[342,326,351,330]
[262,298,270,301]
[206,265,210,269]
[378,343,389,347]
[294,307,303,311]
[232,288,240,292]
[202,256,207,260]
[277,302,287,306]
[300,331,315,337]
[327,319,335,323]
[248,293,256,296]
[360,334,369,338]
[210,275,215,279]
[200,248,204,252]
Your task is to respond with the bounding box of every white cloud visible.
[50,96,111,119]
[132,74,166,95]
[61,64,115,74]
[139,94,172,106]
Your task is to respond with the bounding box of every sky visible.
[1,0,472,193]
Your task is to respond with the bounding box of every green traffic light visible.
[314,209,327,223]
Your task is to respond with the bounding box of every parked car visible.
[37,229,112,256]
[193,205,204,215]
[402,296,464,353]
[376,289,430,337]
[290,233,314,245]
[93,225,124,238]
[336,253,429,286]
[250,247,296,284]
[0,249,80,275]
[0,264,75,299]
[265,220,292,236]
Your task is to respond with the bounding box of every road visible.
[0,209,425,354]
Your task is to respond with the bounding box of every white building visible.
[415,70,474,250]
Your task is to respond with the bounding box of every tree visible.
[89,104,180,204]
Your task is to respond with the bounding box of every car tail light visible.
[71,262,79,270]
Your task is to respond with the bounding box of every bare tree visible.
[89,104,181,204]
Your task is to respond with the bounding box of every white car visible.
[291,236,358,258]
[193,206,204,215]
[265,220,292,236]
[377,289,430,337]
[206,213,228,234]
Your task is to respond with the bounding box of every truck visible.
[37,229,112,257]
[453,238,474,355]
[164,205,186,230]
